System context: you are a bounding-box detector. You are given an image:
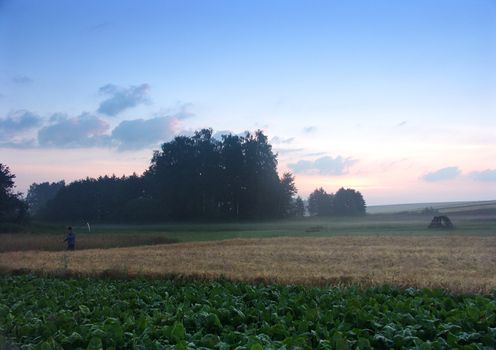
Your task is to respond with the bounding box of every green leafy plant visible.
[0,276,495,349]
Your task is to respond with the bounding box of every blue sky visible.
[1,0,495,204]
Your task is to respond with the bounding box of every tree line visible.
[1,129,366,223]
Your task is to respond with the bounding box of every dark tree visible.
[41,129,298,222]
[307,188,333,216]
[43,174,148,222]
[333,187,366,216]
[147,129,296,220]
[278,172,297,217]
[0,163,27,223]
[293,196,305,217]
[308,186,366,216]
[26,181,65,216]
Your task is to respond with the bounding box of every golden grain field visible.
[0,233,177,252]
[1,235,495,293]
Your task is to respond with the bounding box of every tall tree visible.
[293,196,305,217]
[0,163,27,223]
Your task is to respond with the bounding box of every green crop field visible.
[1,275,496,350]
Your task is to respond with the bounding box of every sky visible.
[0,0,495,205]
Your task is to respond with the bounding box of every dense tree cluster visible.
[21,129,367,223]
[37,129,298,222]
[147,129,297,220]
[0,164,27,223]
[26,181,65,217]
[40,174,149,221]
[308,187,365,216]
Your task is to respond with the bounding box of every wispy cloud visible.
[396,121,407,127]
[38,113,110,148]
[274,148,304,155]
[469,169,496,182]
[271,136,294,144]
[97,83,150,116]
[421,166,461,182]
[302,126,317,133]
[289,156,356,176]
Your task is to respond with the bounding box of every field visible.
[2,235,496,294]
[1,210,495,252]
[366,200,496,215]
[2,276,496,349]
[1,207,496,349]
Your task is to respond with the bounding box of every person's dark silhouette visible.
[64,226,76,250]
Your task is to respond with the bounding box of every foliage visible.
[308,187,365,216]
[41,129,297,222]
[42,174,147,222]
[148,129,296,220]
[308,188,333,216]
[26,181,65,217]
[291,196,305,217]
[1,276,495,349]
[0,163,27,223]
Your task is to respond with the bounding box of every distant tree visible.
[307,188,333,216]
[278,172,297,217]
[333,187,366,216]
[293,196,305,217]
[0,163,27,223]
[42,174,146,222]
[26,181,65,216]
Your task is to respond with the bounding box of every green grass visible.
[21,212,495,243]
[1,275,495,349]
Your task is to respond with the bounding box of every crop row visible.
[0,275,495,349]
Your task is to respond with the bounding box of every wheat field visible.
[1,235,495,293]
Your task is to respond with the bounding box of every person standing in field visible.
[64,226,76,251]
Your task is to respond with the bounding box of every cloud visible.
[12,75,33,84]
[396,121,407,127]
[303,126,317,133]
[38,113,110,148]
[111,115,178,151]
[274,148,304,155]
[289,156,356,176]
[305,152,327,157]
[469,169,496,182]
[97,83,150,116]
[0,110,42,138]
[421,166,461,182]
[271,136,294,144]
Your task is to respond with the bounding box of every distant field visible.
[367,200,496,214]
[1,212,495,252]
[2,235,495,293]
